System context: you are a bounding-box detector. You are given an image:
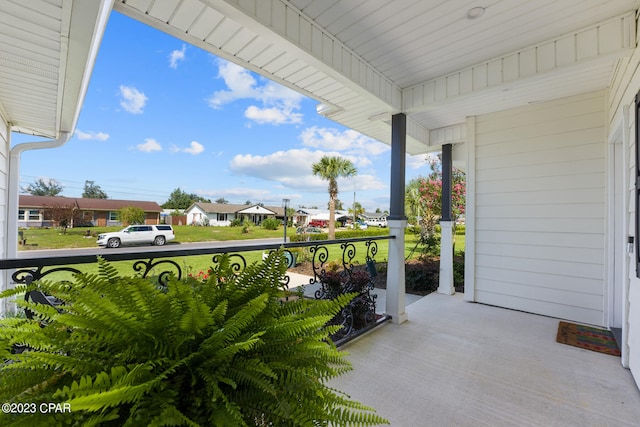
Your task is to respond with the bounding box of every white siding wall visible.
[609,32,640,385]
[473,91,606,325]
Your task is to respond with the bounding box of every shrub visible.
[289,233,327,242]
[0,253,389,426]
[453,252,465,287]
[335,229,389,239]
[230,218,243,227]
[261,218,280,230]
[117,206,146,226]
[241,219,253,234]
[405,260,439,294]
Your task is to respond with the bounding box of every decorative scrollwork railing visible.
[2,236,393,345]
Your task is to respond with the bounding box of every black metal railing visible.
[0,236,393,345]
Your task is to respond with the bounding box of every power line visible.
[19,176,172,199]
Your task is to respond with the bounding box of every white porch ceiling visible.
[3,0,639,154]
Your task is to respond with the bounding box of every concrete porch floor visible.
[327,292,640,426]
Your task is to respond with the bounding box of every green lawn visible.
[17,225,299,251]
[15,225,465,282]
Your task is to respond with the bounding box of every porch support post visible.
[386,113,408,324]
[438,143,455,295]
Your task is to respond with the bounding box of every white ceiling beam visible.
[430,123,465,146]
[403,11,636,114]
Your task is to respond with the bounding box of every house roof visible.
[19,195,162,213]
[237,205,277,215]
[361,212,388,219]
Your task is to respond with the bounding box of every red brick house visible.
[18,195,162,228]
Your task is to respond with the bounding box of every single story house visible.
[296,208,351,227]
[185,202,285,226]
[18,195,162,227]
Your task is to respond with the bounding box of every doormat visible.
[556,321,621,356]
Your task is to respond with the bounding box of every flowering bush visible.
[187,268,211,282]
[407,154,466,256]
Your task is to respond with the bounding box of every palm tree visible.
[348,201,365,226]
[312,156,357,239]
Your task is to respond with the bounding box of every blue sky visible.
[13,11,429,211]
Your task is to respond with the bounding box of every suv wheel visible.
[107,238,121,248]
[153,236,166,246]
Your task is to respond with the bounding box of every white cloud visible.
[406,153,429,170]
[244,106,302,125]
[208,59,304,125]
[300,127,389,164]
[75,129,109,141]
[228,148,385,194]
[230,149,324,189]
[119,85,148,114]
[208,61,258,108]
[172,141,204,155]
[197,187,273,202]
[169,44,186,69]
[348,174,386,191]
[137,138,162,152]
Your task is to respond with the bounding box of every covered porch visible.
[3,1,640,419]
[331,293,640,426]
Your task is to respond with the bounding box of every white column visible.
[438,220,455,295]
[386,219,408,324]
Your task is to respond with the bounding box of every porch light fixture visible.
[282,198,290,243]
[316,103,344,118]
[466,6,485,19]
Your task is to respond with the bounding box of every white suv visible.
[365,218,388,228]
[97,225,175,248]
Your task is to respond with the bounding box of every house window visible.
[18,209,40,221]
[108,211,118,221]
[19,209,41,221]
[217,213,226,221]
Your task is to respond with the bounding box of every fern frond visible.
[0,252,389,426]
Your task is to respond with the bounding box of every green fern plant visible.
[0,251,389,426]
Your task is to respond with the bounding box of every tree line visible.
[20,179,228,208]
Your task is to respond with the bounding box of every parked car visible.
[308,220,327,227]
[97,225,175,248]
